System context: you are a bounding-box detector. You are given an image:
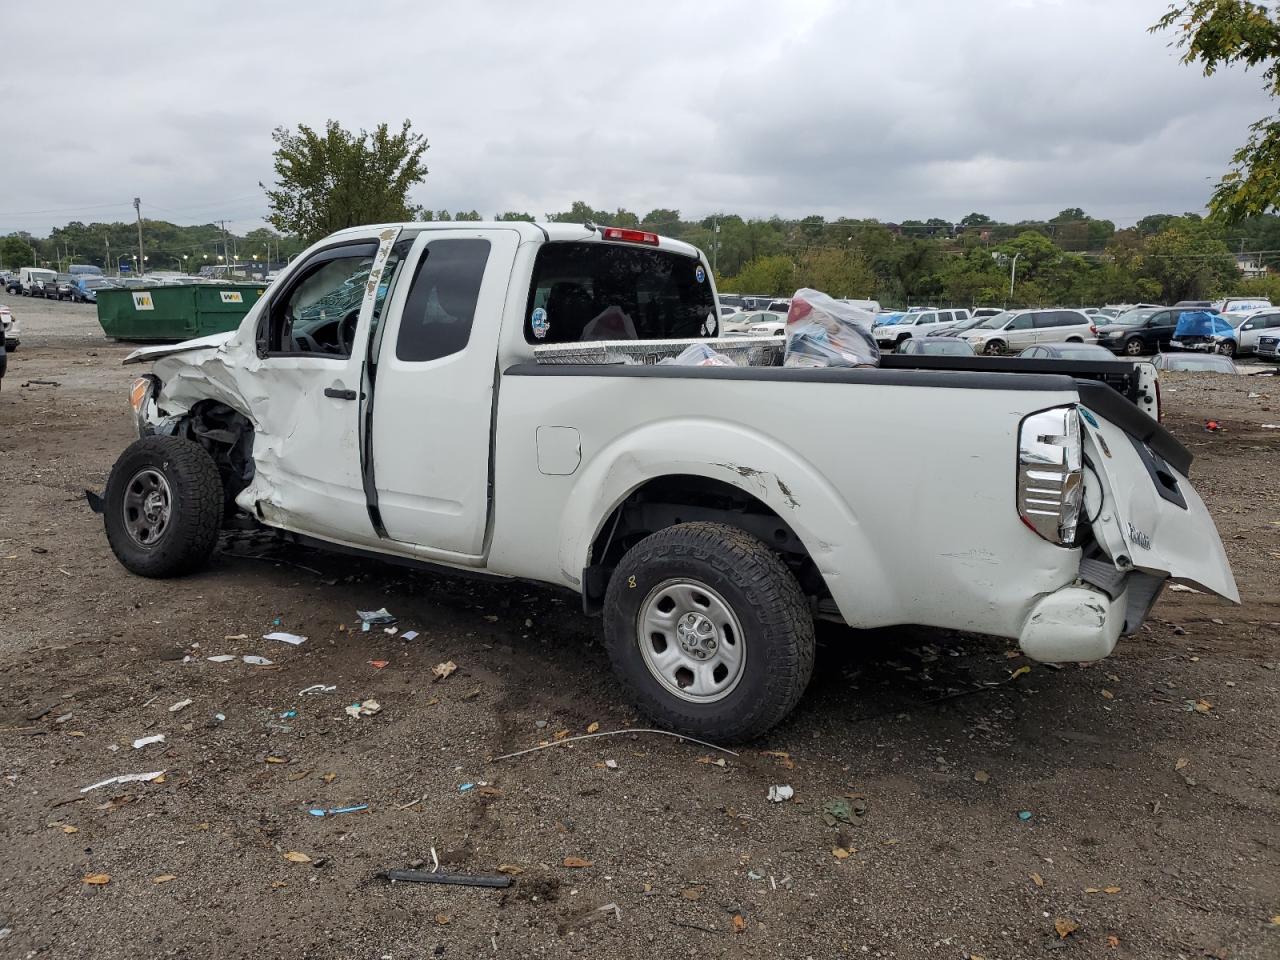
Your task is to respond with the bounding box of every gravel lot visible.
[1,294,1277,959]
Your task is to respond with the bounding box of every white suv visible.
[961,309,1096,356]
[874,308,972,351]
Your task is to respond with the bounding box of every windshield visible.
[912,339,973,355]
[973,311,1014,329]
[949,314,987,333]
[1047,344,1116,361]
[1112,308,1158,326]
[1165,355,1236,372]
[526,241,716,343]
[84,278,112,289]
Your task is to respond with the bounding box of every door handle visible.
[324,387,357,401]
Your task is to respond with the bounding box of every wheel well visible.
[168,400,256,516]
[582,475,824,614]
[1066,336,1083,343]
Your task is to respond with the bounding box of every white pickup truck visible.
[95,221,1238,741]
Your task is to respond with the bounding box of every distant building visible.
[1236,253,1267,280]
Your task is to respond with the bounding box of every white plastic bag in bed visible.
[782,288,880,368]
[658,343,738,366]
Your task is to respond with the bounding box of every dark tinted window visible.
[1033,312,1063,328]
[526,241,716,343]
[396,239,491,362]
[1007,313,1033,330]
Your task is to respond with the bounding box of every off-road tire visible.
[602,522,815,742]
[103,436,224,578]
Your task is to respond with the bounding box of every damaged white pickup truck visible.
[96,221,1239,740]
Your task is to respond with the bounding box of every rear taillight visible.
[1090,324,1098,335]
[1017,406,1084,545]
[601,227,660,245]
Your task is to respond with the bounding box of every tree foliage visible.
[1153,1,1280,221]
[263,119,428,242]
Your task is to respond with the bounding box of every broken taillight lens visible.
[1017,406,1084,546]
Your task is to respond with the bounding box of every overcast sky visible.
[0,0,1272,237]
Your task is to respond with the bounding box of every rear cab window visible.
[525,241,716,343]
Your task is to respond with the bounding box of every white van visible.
[1212,296,1271,314]
[19,267,56,295]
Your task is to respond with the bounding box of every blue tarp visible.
[1173,310,1234,338]
[874,312,908,327]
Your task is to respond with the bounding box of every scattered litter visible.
[167,699,192,713]
[1204,419,1221,432]
[264,632,306,646]
[562,856,593,868]
[761,749,795,769]
[1262,424,1280,429]
[224,634,248,641]
[279,710,297,719]
[1169,583,1201,593]
[597,902,622,921]
[243,655,274,666]
[206,655,236,663]
[696,755,728,767]
[460,783,475,793]
[369,660,389,669]
[82,873,110,885]
[832,847,851,859]
[820,795,866,825]
[1054,918,1078,939]
[272,617,282,626]
[1031,872,1044,887]
[213,713,226,723]
[361,621,370,632]
[1185,698,1214,713]
[344,699,381,719]
[283,851,312,863]
[384,869,512,889]
[153,874,176,884]
[586,721,600,734]
[1175,757,1190,771]
[747,870,764,881]
[309,804,368,817]
[132,734,166,749]
[974,770,990,783]
[432,661,458,681]
[604,759,618,770]
[80,770,166,793]
[401,630,419,641]
[1010,665,1031,680]
[299,684,335,696]
[767,784,794,803]
[383,627,398,635]
[357,607,397,625]
[492,728,739,761]
[1018,810,1033,821]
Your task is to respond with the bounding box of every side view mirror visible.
[1243,323,1255,330]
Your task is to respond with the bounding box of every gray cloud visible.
[0,0,1272,235]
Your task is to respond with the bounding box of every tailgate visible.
[1078,406,1239,602]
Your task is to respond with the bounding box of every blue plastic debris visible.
[401,630,419,641]
[279,710,297,720]
[1018,810,1033,821]
[309,804,369,818]
[459,783,475,793]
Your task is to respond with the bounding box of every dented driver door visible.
[247,228,399,545]
[368,227,521,561]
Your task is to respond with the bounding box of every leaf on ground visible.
[322,773,336,783]
[695,756,727,767]
[1103,886,1121,894]
[1101,689,1114,700]
[283,851,311,864]
[431,660,457,681]
[497,864,524,875]
[1054,918,1078,939]
[1194,699,1213,713]
[62,825,79,834]
[973,770,990,783]
[435,914,450,925]
[681,887,703,900]
[265,756,288,764]
[153,874,176,884]
[832,847,850,859]
[553,729,570,740]
[82,873,110,885]
[562,856,592,868]
[1107,935,1121,948]
[732,914,746,933]
[586,721,600,734]
[1175,757,1190,770]
[1030,872,1044,888]
[477,785,502,797]
[1010,665,1031,680]
[761,750,795,769]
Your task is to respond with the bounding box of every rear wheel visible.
[602,522,815,742]
[1218,340,1237,357]
[103,436,224,577]
[983,339,1007,355]
[1124,337,1145,356]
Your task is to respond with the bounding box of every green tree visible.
[263,119,429,242]
[453,210,482,221]
[495,211,535,221]
[795,247,876,298]
[1153,2,1280,220]
[725,254,796,296]
[1,235,36,268]
[960,212,994,227]
[1139,219,1238,300]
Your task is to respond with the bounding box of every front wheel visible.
[983,339,1007,355]
[1124,337,1145,356]
[103,436,224,577]
[1217,341,1237,357]
[602,522,815,742]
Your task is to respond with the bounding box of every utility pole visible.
[133,197,144,277]
[105,234,110,272]
[219,220,229,272]
[1009,252,1022,300]
[712,216,719,276]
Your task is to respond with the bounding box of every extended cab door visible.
[368,228,521,559]
[249,229,399,544]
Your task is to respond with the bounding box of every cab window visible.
[259,242,377,357]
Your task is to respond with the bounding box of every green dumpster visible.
[96,283,267,341]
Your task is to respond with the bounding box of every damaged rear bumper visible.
[1017,570,1164,663]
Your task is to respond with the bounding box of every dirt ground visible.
[1,294,1277,960]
